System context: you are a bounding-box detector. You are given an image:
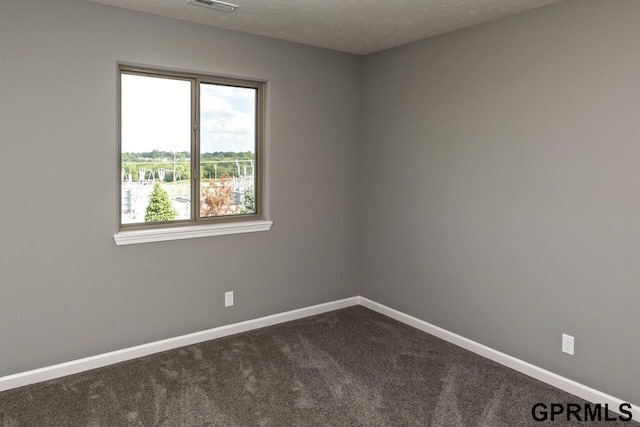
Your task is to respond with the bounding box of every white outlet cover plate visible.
[562,333,574,355]
[225,291,234,307]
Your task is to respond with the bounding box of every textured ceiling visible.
[86,0,562,55]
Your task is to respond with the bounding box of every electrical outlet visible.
[225,291,234,307]
[562,334,574,355]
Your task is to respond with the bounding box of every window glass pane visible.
[199,83,257,218]
[121,74,192,224]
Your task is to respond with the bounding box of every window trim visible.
[115,64,269,244]
[114,220,273,246]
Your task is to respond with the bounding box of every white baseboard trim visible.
[359,297,640,420]
[0,296,359,393]
[2,295,637,421]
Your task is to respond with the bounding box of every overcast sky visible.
[121,74,256,154]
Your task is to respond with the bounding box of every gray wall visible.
[360,0,640,405]
[0,0,360,376]
[1,0,637,408]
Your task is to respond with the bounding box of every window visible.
[115,65,270,245]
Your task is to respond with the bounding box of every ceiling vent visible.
[187,0,239,12]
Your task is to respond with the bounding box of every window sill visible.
[113,220,273,246]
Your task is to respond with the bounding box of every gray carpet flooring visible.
[0,306,636,426]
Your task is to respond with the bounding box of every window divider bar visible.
[192,77,199,222]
